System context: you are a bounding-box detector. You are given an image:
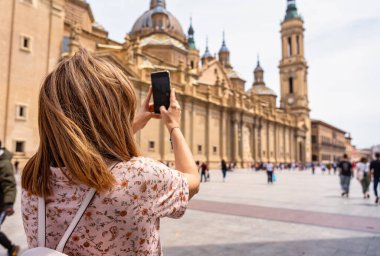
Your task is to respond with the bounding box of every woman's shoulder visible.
[114,156,174,176]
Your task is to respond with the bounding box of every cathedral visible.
[0,0,311,167]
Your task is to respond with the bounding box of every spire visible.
[219,31,229,53]
[150,0,166,9]
[254,55,265,86]
[188,17,196,49]
[285,0,299,21]
[202,37,213,59]
[255,54,263,72]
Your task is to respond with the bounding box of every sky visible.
[87,0,380,149]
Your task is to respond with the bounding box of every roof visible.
[311,120,347,134]
[139,34,186,51]
[249,85,277,96]
[130,2,185,43]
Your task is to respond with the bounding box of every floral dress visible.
[22,157,189,255]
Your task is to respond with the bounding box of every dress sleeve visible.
[140,158,189,219]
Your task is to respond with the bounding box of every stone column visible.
[274,123,278,163]
[252,119,257,163]
[206,104,211,164]
[220,107,228,160]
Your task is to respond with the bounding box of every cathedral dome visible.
[251,85,277,97]
[130,0,186,43]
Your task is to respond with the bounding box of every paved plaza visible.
[2,169,380,255]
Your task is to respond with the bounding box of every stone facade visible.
[0,0,312,168]
[311,120,348,163]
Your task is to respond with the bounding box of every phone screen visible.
[151,71,171,114]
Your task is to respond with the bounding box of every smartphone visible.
[151,71,171,114]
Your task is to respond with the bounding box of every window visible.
[311,135,317,144]
[15,141,25,153]
[289,77,294,94]
[213,146,217,154]
[312,155,318,161]
[16,104,27,120]
[197,145,202,154]
[148,141,155,151]
[288,37,292,56]
[296,35,300,55]
[20,35,32,52]
[190,61,194,69]
[61,36,71,55]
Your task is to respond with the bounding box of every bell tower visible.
[279,0,311,162]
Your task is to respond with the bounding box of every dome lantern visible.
[150,0,166,9]
[285,0,300,21]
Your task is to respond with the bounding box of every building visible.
[0,0,311,168]
[311,120,352,163]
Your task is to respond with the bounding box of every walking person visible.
[356,157,370,199]
[21,50,200,255]
[200,162,208,183]
[266,162,274,184]
[311,162,316,175]
[327,163,332,175]
[13,161,19,175]
[338,154,353,197]
[0,141,20,256]
[333,162,337,175]
[221,159,228,182]
[370,153,380,204]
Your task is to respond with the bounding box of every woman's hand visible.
[133,87,161,134]
[160,88,181,131]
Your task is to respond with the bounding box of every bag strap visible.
[37,162,119,252]
[37,188,96,251]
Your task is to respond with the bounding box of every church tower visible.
[218,32,232,69]
[279,0,311,162]
[187,18,199,70]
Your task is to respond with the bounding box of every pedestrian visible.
[0,140,20,256]
[221,159,228,182]
[327,163,332,175]
[311,162,316,175]
[333,162,337,175]
[356,157,370,199]
[338,154,353,197]
[370,153,380,204]
[266,162,274,184]
[200,162,208,183]
[13,161,19,175]
[20,50,200,255]
[321,163,327,174]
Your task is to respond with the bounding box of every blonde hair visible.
[22,49,140,197]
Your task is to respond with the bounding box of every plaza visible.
[2,168,380,256]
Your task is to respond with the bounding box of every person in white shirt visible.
[356,157,370,199]
[266,163,274,184]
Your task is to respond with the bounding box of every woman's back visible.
[22,157,189,255]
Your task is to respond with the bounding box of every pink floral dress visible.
[22,157,189,255]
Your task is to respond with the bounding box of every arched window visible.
[289,77,294,94]
[288,37,292,56]
[296,36,300,55]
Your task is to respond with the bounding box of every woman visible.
[21,49,200,255]
[357,158,370,199]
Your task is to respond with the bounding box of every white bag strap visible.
[37,188,96,251]
[37,162,119,252]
